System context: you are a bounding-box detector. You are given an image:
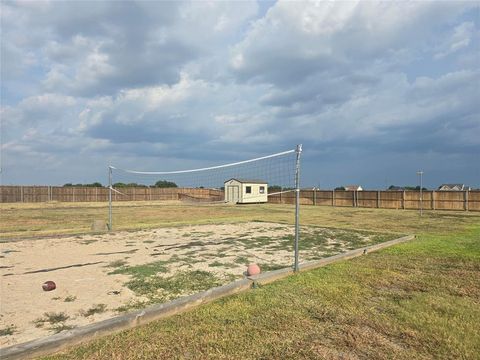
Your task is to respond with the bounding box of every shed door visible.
[228,185,239,203]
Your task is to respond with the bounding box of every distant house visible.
[438,184,470,191]
[344,185,363,191]
[224,178,268,204]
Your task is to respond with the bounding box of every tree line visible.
[63,180,179,188]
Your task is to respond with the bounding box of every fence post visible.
[21,186,24,203]
[332,189,335,206]
[431,191,435,210]
[72,188,75,202]
[377,191,380,208]
[402,190,405,209]
[313,188,316,206]
[465,190,468,211]
[353,191,356,207]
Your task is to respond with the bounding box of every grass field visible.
[1,202,400,347]
[1,203,479,358]
[1,201,477,239]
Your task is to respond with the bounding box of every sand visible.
[0,222,294,347]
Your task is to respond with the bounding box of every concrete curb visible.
[298,234,415,272]
[1,234,415,360]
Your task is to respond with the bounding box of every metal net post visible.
[108,166,113,230]
[294,144,302,272]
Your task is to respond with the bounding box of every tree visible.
[335,186,345,191]
[63,182,103,187]
[128,183,147,188]
[153,180,178,188]
[404,186,428,191]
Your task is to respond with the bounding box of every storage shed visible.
[224,179,268,204]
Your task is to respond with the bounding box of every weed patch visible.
[33,312,71,333]
[234,256,250,265]
[209,261,237,269]
[105,259,128,268]
[124,270,229,304]
[0,325,16,336]
[109,260,168,277]
[50,324,75,334]
[80,304,107,317]
[257,263,287,272]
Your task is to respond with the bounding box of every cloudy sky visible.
[1,0,479,189]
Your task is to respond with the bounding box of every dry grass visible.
[2,201,478,240]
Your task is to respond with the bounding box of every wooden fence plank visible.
[0,186,479,212]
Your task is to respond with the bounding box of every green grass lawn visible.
[34,206,479,359]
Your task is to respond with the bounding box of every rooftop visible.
[224,178,268,184]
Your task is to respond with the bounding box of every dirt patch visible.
[0,222,395,347]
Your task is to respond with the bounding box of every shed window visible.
[246,186,252,194]
[259,186,265,194]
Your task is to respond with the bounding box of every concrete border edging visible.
[298,234,414,272]
[1,234,415,360]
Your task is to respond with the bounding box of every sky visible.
[1,0,479,189]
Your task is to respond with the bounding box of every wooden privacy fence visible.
[267,189,480,211]
[0,186,223,203]
[1,186,479,211]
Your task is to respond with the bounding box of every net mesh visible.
[107,148,300,276]
[109,148,298,204]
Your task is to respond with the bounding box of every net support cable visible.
[109,149,295,175]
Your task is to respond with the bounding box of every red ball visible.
[42,281,56,291]
[247,263,261,276]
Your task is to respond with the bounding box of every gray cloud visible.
[230,1,474,86]
[2,1,258,96]
[1,1,479,188]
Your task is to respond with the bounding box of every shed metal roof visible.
[224,178,268,184]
